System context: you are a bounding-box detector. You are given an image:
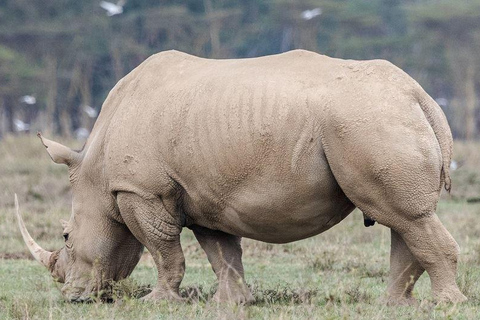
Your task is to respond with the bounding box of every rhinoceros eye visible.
[63,233,69,241]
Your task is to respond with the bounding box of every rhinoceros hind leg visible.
[117,192,185,302]
[191,225,254,304]
[321,129,466,302]
[395,214,467,304]
[386,229,424,305]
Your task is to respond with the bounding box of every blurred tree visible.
[0,45,41,135]
[0,0,478,139]
[407,0,480,139]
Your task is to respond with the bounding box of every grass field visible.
[1,136,479,319]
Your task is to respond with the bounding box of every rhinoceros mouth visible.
[63,281,117,303]
[62,285,94,303]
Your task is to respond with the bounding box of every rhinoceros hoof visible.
[385,295,418,307]
[212,288,255,305]
[140,288,185,303]
[434,288,467,304]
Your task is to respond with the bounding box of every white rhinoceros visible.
[17,49,466,304]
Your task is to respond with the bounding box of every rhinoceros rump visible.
[19,50,466,304]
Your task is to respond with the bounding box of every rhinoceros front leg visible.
[191,225,254,304]
[387,229,424,305]
[117,192,185,302]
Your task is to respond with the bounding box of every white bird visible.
[435,97,449,107]
[83,105,98,118]
[301,8,322,20]
[450,159,465,171]
[75,128,90,140]
[19,95,36,105]
[14,119,30,132]
[450,160,458,171]
[100,0,125,16]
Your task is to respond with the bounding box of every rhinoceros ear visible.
[37,132,81,167]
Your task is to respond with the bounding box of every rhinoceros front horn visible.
[14,194,53,269]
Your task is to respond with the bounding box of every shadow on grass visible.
[105,279,374,306]
[103,279,323,305]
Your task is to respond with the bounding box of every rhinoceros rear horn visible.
[14,194,53,269]
[37,132,81,167]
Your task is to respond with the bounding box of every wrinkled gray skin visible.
[20,50,466,304]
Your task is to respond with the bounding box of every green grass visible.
[1,135,480,319]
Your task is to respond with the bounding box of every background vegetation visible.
[1,0,480,139]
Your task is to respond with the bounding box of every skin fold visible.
[20,50,465,304]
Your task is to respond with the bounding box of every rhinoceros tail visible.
[416,91,453,192]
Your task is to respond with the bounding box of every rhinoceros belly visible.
[183,148,355,244]
[217,188,354,243]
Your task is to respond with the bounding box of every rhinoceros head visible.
[16,134,144,302]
